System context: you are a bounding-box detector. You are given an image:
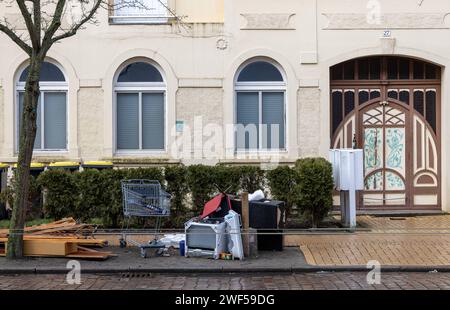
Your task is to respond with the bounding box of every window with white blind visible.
[111,0,170,24]
[115,61,166,152]
[16,62,68,151]
[234,60,286,151]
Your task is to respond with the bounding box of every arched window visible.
[114,61,166,151]
[16,61,68,151]
[234,60,286,150]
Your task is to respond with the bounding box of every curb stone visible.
[1,265,450,275]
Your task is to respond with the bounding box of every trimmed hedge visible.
[294,158,334,228]
[37,167,163,227]
[4,159,333,228]
[35,165,266,228]
[186,165,217,214]
[266,165,298,218]
[164,165,190,227]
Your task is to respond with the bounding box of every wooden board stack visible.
[0,218,115,260]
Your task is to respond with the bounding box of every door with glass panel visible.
[330,56,441,210]
[360,94,410,207]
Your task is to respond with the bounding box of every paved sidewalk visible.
[0,215,449,272]
[0,247,309,274]
[1,272,450,290]
[356,214,450,232]
[285,214,450,267]
[285,234,450,266]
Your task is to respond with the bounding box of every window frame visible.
[109,0,170,25]
[234,60,287,153]
[113,62,167,155]
[15,63,69,153]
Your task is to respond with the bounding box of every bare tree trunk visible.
[7,59,41,259]
[0,0,131,259]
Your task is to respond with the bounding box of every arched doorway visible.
[330,56,441,210]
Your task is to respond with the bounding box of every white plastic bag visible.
[249,190,265,201]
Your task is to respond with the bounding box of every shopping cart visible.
[120,180,171,258]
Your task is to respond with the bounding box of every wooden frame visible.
[330,56,441,211]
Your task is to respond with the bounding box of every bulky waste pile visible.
[0,218,114,260]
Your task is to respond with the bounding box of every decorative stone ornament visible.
[241,13,295,30]
[323,13,450,29]
[216,38,228,50]
[380,37,396,54]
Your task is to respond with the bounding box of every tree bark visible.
[6,59,41,259]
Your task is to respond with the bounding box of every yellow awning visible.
[12,162,46,169]
[48,161,80,168]
[82,161,113,167]
[0,163,9,169]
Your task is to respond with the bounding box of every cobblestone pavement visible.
[0,272,450,290]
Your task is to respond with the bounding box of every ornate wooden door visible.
[359,98,410,208]
[330,56,441,210]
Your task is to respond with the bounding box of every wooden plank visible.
[22,240,72,256]
[0,218,78,236]
[0,218,111,259]
[26,236,106,245]
[77,246,117,257]
[241,192,250,257]
[0,218,99,241]
[66,251,110,260]
[0,244,114,259]
[28,224,90,235]
[3,239,86,256]
[25,219,77,232]
[0,236,105,243]
[77,246,101,253]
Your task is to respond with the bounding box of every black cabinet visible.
[230,198,285,251]
[230,198,285,229]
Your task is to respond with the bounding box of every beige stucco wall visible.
[0,87,3,148]
[175,0,224,23]
[175,87,224,164]
[298,88,321,158]
[78,88,104,161]
[1,0,450,211]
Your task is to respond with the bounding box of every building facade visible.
[0,0,449,212]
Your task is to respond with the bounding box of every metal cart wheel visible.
[156,248,165,256]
